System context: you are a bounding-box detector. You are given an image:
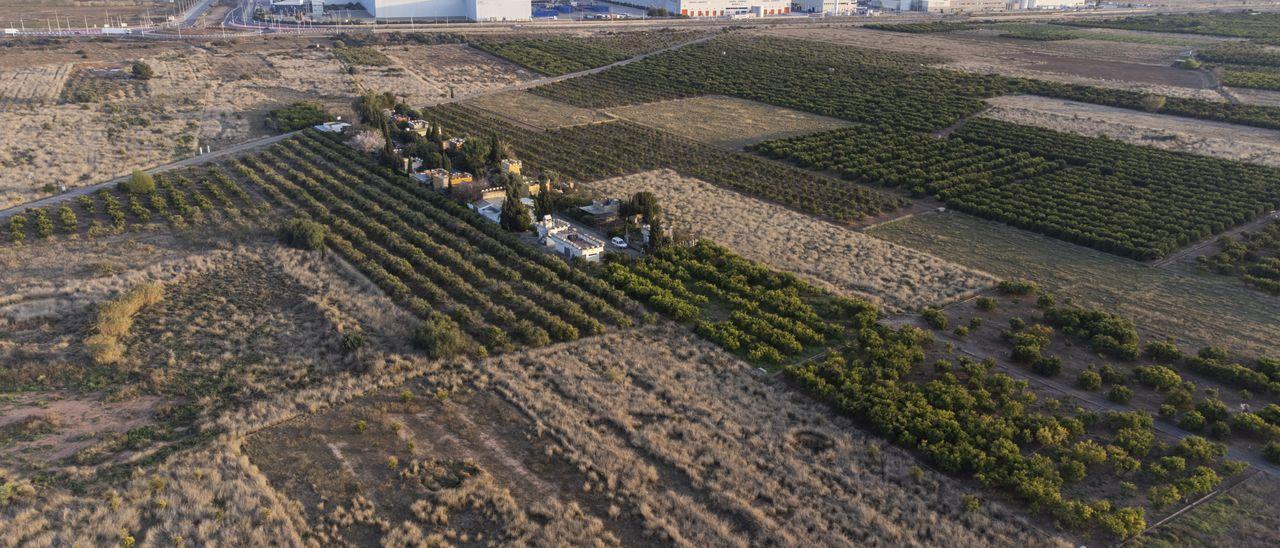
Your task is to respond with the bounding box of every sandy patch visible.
[983,94,1280,168]
[607,95,857,149]
[0,393,161,461]
[467,90,613,129]
[584,169,993,311]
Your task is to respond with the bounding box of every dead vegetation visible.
[245,325,1059,546]
[583,169,993,311]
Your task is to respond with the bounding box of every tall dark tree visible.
[499,181,532,233]
[647,214,669,251]
[533,177,554,220]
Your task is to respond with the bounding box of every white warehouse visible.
[622,0,792,17]
[357,0,530,21]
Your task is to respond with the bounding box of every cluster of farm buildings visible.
[317,116,640,262]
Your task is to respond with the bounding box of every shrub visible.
[7,215,26,243]
[1140,93,1166,112]
[32,209,53,239]
[1033,355,1062,377]
[1108,385,1133,404]
[1036,293,1055,308]
[1264,441,1280,464]
[921,306,952,327]
[997,279,1038,295]
[280,218,326,251]
[267,101,333,132]
[961,494,980,512]
[975,297,996,311]
[1147,484,1181,509]
[119,170,156,194]
[1179,410,1206,431]
[1078,370,1103,391]
[57,206,78,233]
[341,330,367,353]
[1144,340,1184,362]
[131,60,153,80]
[1208,420,1231,439]
[414,314,467,359]
[1133,365,1182,392]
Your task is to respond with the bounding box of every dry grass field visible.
[607,95,856,149]
[246,325,1061,546]
[0,101,199,210]
[0,39,547,210]
[383,44,539,102]
[760,26,1223,101]
[982,95,1280,168]
[868,211,1280,357]
[467,90,613,129]
[583,170,993,311]
[0,64,71,106]
[1134,471,1280,547]
[0,227,452,545]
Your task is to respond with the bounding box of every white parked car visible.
[610,237,628,248]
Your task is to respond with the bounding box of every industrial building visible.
[355,0,530,21]
[621,0,792,17]
[793,0,857,14]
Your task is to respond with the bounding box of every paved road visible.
[0,131,297,220]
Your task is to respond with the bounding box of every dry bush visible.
[0,438,309,546]
[84,281,163,364]
[584,170,994,311]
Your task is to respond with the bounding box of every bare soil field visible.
[383,43,539,103]
[761,26,1224,101]
[868,211,1280,357]
[583,169,993,312]
[607,95,856,149]
[247,325,1060,546]
[982,94,1280,167]
[467,90,613,129]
